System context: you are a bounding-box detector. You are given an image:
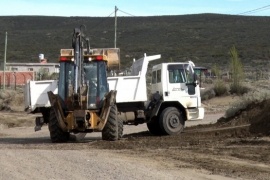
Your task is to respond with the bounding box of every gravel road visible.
[1,112,269,180]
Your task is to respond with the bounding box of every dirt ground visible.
[0,96,270,179]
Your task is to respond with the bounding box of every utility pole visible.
[3,32,7,90]
[114,6,118,48]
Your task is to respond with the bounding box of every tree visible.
[229,46,246,94]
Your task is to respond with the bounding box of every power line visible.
[92,10,115,28]
[238,5,270,15]
[118,9,136,17]
[91,8,135,30]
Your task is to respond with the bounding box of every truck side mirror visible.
[186,72,198,87]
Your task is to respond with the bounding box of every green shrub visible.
[201,87,216,101]
[229,46,246,95]
[229,84,249,95]
[211,64,228,96]
[213,79,228,96]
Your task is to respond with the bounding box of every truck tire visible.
[48,109,70,143]
[147,120,163,135]
[102,105,118,141]
[159,107,185,135]
[118,116,123,139]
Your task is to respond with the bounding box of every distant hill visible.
[0,14,270,70]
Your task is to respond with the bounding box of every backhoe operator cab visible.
[146,61,204,135]
[58,54,109,110]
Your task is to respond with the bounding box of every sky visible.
[0,0,269,17]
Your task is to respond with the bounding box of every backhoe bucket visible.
[47,91,68,132]
[97,90,117,130]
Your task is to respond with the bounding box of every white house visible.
[0,62,60,74]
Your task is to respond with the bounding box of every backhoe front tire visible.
[48,109,70,143]
[118,115,123,139]
[102,105,118,141]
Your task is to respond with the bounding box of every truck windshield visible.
[168,68,186,83]
[168,64,194,83]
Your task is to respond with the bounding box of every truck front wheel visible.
[159,107,185,135]
[48,109,70,143]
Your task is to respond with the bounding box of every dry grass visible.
[201,79,270,114]
[0,88,24,112]
[0,88,33,128]
[225,89,270,118]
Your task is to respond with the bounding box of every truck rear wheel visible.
[159,107,185,135]
[102,105,118,141]
[147,120,163,135]
[48,109,70,143]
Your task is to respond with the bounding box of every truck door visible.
[165,64,199,108]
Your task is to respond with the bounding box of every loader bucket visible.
[47,91,68,132]
[97,90,117,130]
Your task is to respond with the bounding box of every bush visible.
[0,89,24,111]
[201,87,216,101]
[213,79,228,96]
[229,84,249,95]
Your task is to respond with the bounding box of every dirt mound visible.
[217,99,270,136]
[249,100,270,135]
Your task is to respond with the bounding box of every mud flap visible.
[97,90,117,131]
[145,100,163,123]
[34,117,44,131]
[47,91,68,132]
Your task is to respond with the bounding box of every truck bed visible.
[24,54,160,113]
[107,54,161,103]
[24,80,58,112]
[108,75,147,103]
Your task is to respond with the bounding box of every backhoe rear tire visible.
[48,108,70,143]
[102,105,118,141]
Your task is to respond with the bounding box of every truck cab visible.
[150,62,204,121]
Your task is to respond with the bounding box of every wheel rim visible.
[168,114,180,129]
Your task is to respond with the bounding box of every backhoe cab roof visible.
[60,48,120,70]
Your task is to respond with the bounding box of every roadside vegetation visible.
[229,46,248,95]
[0,89,24,111]
[201,44,270,117]
[0,88,34,128]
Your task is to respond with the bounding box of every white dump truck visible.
[107,54,204,135]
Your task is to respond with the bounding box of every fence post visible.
[13,72,16,90]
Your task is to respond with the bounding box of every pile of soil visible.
[217,99,270,136]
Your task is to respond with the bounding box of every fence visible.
[0,71,35,89]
